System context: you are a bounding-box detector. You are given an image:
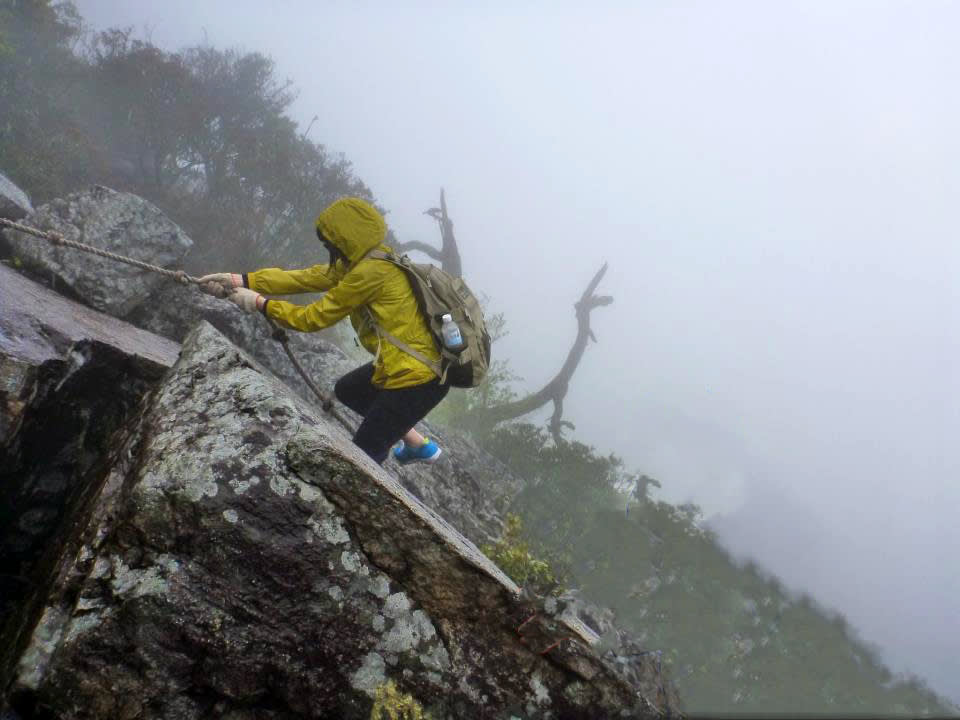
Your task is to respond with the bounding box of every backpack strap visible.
[362,307,444,381]
[367,250,442,310]
[361,249,449,381]
[349,247,394,271]
[365,249,408,272]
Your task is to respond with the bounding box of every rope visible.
[0,217,201,285]
[268,322,355,428]
[0,217,350,427]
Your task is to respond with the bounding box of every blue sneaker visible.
[392,438,442,465]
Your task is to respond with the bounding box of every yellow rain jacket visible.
[247,198,441,389]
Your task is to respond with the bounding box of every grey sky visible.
[74,0,960,704]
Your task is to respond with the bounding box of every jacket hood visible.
[315,197,387,264]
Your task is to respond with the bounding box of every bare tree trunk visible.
[393,190,610,442]
[393,188,463,277]
[464,263,613,444]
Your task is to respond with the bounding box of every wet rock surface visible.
[0,264,178,446]
[0,264,179,370]
[5,322,665,719]
[0,173,32,221]
[3,185,192,317]
[0,265,180,704]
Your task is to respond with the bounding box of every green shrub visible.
[482,513,563,594]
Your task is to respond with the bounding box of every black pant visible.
[334,363,449,464]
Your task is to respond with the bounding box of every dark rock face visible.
[0,173,32,221]
[0,264,180,705]
[5,321,664,719]
[0,264,179,446]
[3,186,192,317]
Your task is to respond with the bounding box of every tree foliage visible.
[0,0,91,201]
[76,31,374,272]
[480,513,563,594]
[482,420,956,716]
[1,9,373,274]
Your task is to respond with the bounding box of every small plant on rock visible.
[482,513,564,594]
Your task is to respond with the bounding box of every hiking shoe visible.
[393,438,442,465]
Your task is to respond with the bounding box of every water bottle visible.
[440,313,465,352]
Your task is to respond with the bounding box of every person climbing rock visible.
[199,197,446,465]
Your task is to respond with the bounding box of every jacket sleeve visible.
[264,262,383,332]
[247,264,337,294]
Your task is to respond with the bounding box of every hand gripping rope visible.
[0,217,353,428]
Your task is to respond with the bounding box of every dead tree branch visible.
[465,263,613,444]
[392,188,463,277]
[391,239,443,261]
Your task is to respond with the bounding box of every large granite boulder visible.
[0,173,32,221]
[3,319,670,719]
[128,282,526,547]
[3,186,192,317]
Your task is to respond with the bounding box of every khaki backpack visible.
[364,250,491,388]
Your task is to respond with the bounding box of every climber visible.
[199,197,447,466]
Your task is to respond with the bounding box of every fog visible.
[74,0,960,704]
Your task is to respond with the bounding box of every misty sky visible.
[74,0,960,704]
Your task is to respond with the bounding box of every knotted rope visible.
[0,217,351,427]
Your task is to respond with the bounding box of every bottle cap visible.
[441,313,452,322]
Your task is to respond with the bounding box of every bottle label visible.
[444,330,462,348]
[442,321,463,350]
